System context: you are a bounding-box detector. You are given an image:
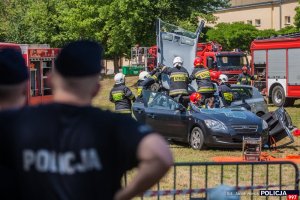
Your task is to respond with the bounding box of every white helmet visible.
[114,73,125,84]
[139,71,150,81]
[219,74,228,83]
[173,56,183,67]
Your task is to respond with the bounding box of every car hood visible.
[192,107,262,126]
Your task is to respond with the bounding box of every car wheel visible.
[271,86,295,107]
[190,127,205,150]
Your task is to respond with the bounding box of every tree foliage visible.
[0,0,229,53]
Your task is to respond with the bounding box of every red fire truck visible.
[0,43,59,105]
[196,42,249,83]
[251,33,300,107]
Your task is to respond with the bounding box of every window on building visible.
[285,16,291,25]
[255,19,261,27]
[247,20,252,25]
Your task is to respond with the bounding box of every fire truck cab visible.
[251,33,300,107]
[0,43,59,105]
[197,42,249,83]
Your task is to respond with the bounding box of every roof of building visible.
[217,0,297,12]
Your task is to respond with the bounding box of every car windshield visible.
[216,55,248,71]
[159,19,197,39]
[190,103,248,119]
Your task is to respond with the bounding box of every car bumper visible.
[203,128,268,148]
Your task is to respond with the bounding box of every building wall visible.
[210,0,298,30]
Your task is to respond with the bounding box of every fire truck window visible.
[29,61,42,97]
[222,57,228,63]
[42,61,52,96]
[253,50,266,91]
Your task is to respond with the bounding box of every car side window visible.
[148,93,178,111]
[232,87,253,100]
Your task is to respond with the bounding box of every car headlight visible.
[262,119,268,130]
[204,119,227,131]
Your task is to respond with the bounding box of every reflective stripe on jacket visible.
[109,84,135,112]
[162,66,189,96]
[190,66,215,94]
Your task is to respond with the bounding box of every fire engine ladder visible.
[257,32,300,40]
[130,47,148,67]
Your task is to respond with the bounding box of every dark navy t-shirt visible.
[0,103,152,200]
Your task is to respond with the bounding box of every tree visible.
[295,1,300,29]
[206,22,259,51]
[0,0,229,72]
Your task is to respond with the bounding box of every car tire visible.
[271,85,295,107]
[272,86,285,107]
[190,127,205,150]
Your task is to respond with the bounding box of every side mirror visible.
[176,104,186,112]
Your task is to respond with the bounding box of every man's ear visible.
[92,83,100,98]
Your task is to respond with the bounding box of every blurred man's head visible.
[52,40,103,105]
[0,48,28,110]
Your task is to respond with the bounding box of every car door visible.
[143,91,189,140]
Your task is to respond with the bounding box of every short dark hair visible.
[55,40,103,77]
[0,48,28,85]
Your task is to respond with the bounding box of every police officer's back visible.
[109,73,135,115]
[190,57,215,99]
[0,48,29,200]
[161,56,189,99]
[237,66,255,85]
[0,41,173,200]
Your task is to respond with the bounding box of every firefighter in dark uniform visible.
[136,71,150,102]
[140,63,165,92]
[109,72,136,115]
[218,74,234,107]
[189,57,215,101]
[0,40,173,200]
[237,66,255,85]
[161,56,189,102]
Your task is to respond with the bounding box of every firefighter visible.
[136,71,150,102]
[189,57,215,101]
[237,66,255,85]
[109,72,136,115]
[187,92,203,110]
[218,74,234,107]
[161,56,190,102]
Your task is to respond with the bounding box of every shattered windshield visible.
[159,20,197,39]
[216,55,248,71]
[199,108,248,119]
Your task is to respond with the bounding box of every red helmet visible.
[190,92,202,104]
[193,57,203,67]
[210,71,220,81]
[242,66,247,71]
